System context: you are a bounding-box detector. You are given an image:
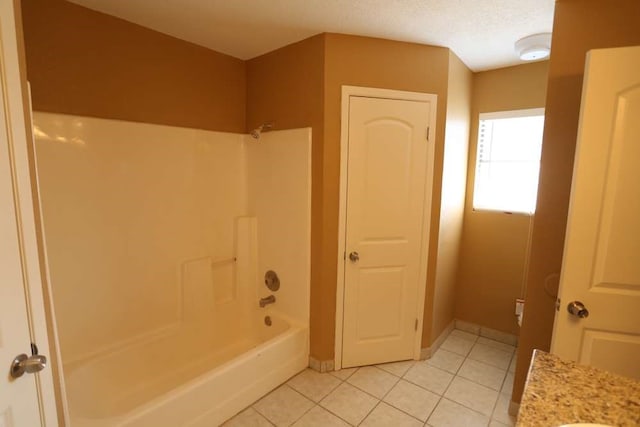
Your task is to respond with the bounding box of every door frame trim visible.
[334,85,437,370]
[0,0,59,423]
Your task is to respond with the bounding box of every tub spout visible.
[259,295,276,308]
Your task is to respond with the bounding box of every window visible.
[473,108,545,214]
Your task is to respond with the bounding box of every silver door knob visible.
[349,251,360,262]
[10,353,47,379]
[567,301,589,318]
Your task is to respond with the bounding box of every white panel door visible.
[551,46,640,380]
[342,96,432,368]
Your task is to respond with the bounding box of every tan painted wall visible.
[245,35,326,357]
[21,0,246,133]
[513,0,640,404]
[455,61,549,335]
[323,34,451,359]
[432,52,472,342]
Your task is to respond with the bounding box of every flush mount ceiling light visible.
[515,33,552,61]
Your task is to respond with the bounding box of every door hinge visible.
[415,319,418,331]
[426,127,430,141]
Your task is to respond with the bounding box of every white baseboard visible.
[309,356,334,373]
[455,319,519,346]
[420,319,455,359]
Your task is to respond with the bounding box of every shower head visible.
[250,122,274,139]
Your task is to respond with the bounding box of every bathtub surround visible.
[33,112,311,425]
[34,113,247,362]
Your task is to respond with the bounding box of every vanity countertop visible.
[517,350,640,427]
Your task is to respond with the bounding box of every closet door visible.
[342,95,433,368]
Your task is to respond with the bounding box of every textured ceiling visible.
[67,0,555,71]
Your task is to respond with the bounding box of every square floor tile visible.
[360,402,423,427]
[383,379,440,421]
[376,360,415,377]
[501,372,514,396]
[320,382,378,426]
[457,358,507,391]
[492,393,516,426]
[426,349,465,374]
[331,367,358,381]
[253,385,314,426]
[477,337,516,354]
[403,362,453,395]
[444,376,499,416]
[287,369,342,402]
[427,398,489,427]
[347,366,399,398]
[223,407,273,426]
[489,420,510,427]
[449,329,478,342]
[468,343,512,370]
[440,334,475,356]
[292,405,349,427]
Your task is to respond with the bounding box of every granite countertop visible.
[517,350,640,427]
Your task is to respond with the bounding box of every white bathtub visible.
[64,313,308,427]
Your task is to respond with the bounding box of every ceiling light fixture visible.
[515,33,552,61]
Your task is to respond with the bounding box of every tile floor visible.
[223,329,517,427]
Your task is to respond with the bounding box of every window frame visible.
[472,107,545,216]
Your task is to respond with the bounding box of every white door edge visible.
[1,0,59,424]
[28,91,71,424]
[335,85,437,370]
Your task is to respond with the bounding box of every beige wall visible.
[513,0,640,403]
[455,61,549,335]
[21,0,246,133]
[245,35,326,357]
[432,52,472,342]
